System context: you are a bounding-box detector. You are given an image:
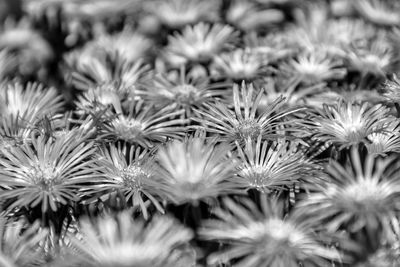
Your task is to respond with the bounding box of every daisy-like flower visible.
[195,82,304,144]
[280,50,347,85]
[353,0,400,26]
[236,135,320,193]
[226,0,285,31]
[0,82,64,124]
[155,133,243,205]
[199,195,342,266]
[140,66,228,117]
[0,216,48,267]
[102,99,187,147]
[312,101,392,149]
[146,0,220,29]
[66,49,151,96]
[366,118,400,156]
[86,143,165,219]
[0,128,101,213]
[0,19,53,79]
[345,32,395,78]
[165,22,238,64]
[296,148,400,237]
[211,48,270,81]
[71,211,194,267]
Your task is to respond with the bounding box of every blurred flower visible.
[297,148,400,235]
[345,33,395,78]
[353,0,400,26]
[366,118,400,156]
[71,211,194,267]
[236,135,320,193]
[195,82,303,143]
[140,66,228,117]
[155,133,243,205]
[382,74,400,103]
[0,128,101,213]
[312,101,392,149]
[0,19,53,79]
[87,144,165,219]
[0,49,17,81]
[146,0,220,29]
[102,99,187,147]
[199,195,342,266]
[165,22,238,64]
[226,0,285,31]
[211,48,269,81]
[0,216,48,267]
[280,50,346,85]
[0,82,64,125]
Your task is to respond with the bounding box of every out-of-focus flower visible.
[382,74,400,103]
[87,144,165,219]
[226,0,285,31]
[280,50,346,85]
[236,135,320,193]
[145,0,220,29]
[297,148,400,236]
[66,49,151,96]
[195,82,304,143]
[199,195,343,266]
[102,99,187,147]
[71,211,194,267]
[140,66,228,117]
[0,19,53,79]
[0,50,17,81]
[0,216,48,267]
[0,82,64,125]
[165,22,238,64]
[155,134,243,205]
[0,129,101,213]
[312,101,392,149]
[353,0,400,26]
[211,48,269,81]
[366,118,400,156]
[345,33,395,78]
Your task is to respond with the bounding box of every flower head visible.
[199,195,342,266]
[146,0,220,28]
[0,129,101,213]
[195,82,304,143]
[71,211,194,267]
[87,143,165,219]
[236,135,320,193]
[297,148,400,235]
[366,118,400,156]
[165,22,238,63]
[312,101,391,149]
[155,133,243,205]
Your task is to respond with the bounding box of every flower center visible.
[27,162,58,190]
[236,120,262,140]
[119,164,148,190]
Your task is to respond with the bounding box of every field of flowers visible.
[0,0,400,266]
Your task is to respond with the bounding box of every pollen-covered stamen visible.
[27,162,58,189]
[112,117,144,141]
[119,164,149,191]
[236,119,262,140]
[173,84,199,105]
[240,165,271,192]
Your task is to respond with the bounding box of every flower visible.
[165,22,238,64]
[236,135,321,193]
[0,216,48,267]
[86,143,165,219]
[102,99,187,147]
[353,0,400,26]
[280,50,347,85]
[312,101,391,149]
[71,211,194,267]
[146,0,220,29]
[0,82,64,125]
[226,0,285,31]
[382,74,400,103]
[199,195,342,266]
[211,48,270,81]
[155,133,243,205]
[296,148,400,235]
[366,118,400,156]
[0,128,101,213]
[140,66,229,117]
[0,50,17,81]
[195,82,304,143]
